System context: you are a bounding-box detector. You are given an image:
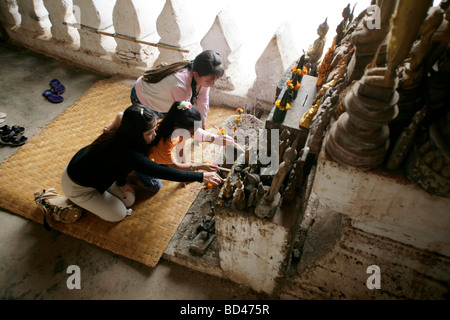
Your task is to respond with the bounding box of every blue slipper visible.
[50,78,65,94]
[43,89,64,103]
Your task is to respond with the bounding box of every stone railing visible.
[0,0,305,111]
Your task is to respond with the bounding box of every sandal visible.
[0,125,25,135]
[50,79,65,94]
[0,131,27,146]
[0,124,10,135]
[43,89,64,103]
[11,125,25,133]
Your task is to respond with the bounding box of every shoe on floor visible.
[0,131,27,146]
[50,79,65,95]
[43,89,64,103]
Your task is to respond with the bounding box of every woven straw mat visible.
[0,78,236,267]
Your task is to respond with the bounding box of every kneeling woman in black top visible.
[61,104,222,222]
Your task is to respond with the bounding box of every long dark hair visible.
[143,50,224,83]
[143,51,224,104]
[150,101,201,147]
[88,104,157,155]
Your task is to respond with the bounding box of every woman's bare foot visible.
[104,112,123,132]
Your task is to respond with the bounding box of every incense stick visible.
[207,120,245,153]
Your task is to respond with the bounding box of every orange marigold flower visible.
[286,80,294,90]
[275,100,290,111]
[236,108,244,114]
[302,66,308,75]
[293,65,308,76]
[203,182,213,191]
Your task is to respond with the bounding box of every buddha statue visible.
[305,18,329,76]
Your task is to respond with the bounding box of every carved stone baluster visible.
[247,22,298,112]
[201,7,254,104]
[0,0,21,31]
[45,0,79,48]
[154,0,202,64]
[74,0,116,57]
[112,0,164,71]
[16,0,51,38]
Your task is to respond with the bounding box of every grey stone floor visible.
[0,40,267,300]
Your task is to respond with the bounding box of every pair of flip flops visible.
[0,124,27,146]
[43,79,66,103]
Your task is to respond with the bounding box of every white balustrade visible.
[154,0,223,65]
[112,0,164,71]
[74,0,116,57]
[17,0,50,35]
[0,0,305,109]
[202,6,256,108]
[247,22,299,111]
[0,0,21,30]
[45,0,79,48]
[16,0,51,38]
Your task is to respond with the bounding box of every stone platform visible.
[266,75,318,147]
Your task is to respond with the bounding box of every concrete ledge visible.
[163,189,225,280]
[313,145,450,257]
[281,199,450,299]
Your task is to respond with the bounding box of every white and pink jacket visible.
[134,68,210,125]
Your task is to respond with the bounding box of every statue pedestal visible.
[313,142,450,256]
[214,187,301,295]
[254,192,281,219]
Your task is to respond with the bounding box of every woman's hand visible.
[119,182,135,199]
[212,134,235,146]
[199,163,219,172]
[203,172,223,186]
